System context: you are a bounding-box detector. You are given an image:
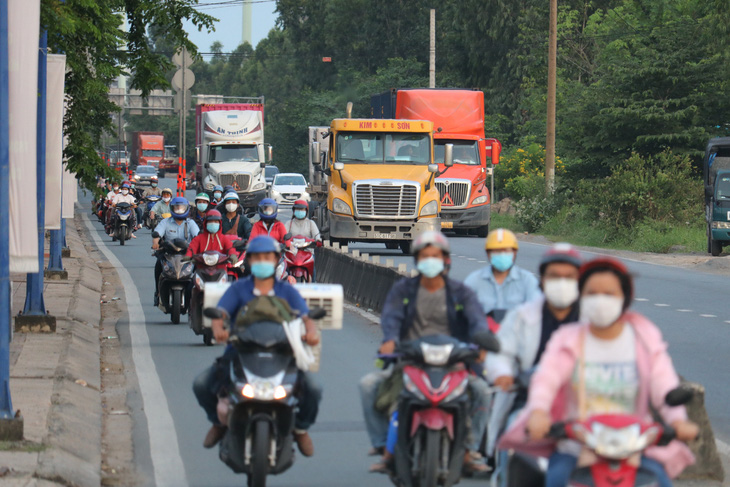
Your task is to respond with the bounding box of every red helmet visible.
[293,199,308,210]
[579,257,634,309]
[204,209,222,222]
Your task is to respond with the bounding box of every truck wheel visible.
[710,234,722,256]
[475,224,489,238]
[399,241,411,254]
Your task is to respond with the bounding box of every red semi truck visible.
[130,131,164,169]
[371,89,501,236]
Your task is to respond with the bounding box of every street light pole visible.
[546,0,557,195]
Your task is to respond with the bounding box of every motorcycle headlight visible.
[333,198,352,216]
[420,200,438,217]
[252,182,266,191]
[203,253,219,267]
[443,376,469,403]
[118,213,130,220]
[402,372,427,401]
[182,261,194,274]
[471,195,488,205]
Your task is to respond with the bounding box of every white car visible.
[271,173,310,205]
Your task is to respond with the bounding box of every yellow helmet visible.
[485,228,519,251]
[161,187,173,196]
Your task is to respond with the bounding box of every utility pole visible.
[429,9,436,88]
[545,0,557,195]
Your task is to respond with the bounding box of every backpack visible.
[234,295,294,329]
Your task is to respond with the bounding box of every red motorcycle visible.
[282,235,319,283]
[507,387,694,487]
[388,332,499,487]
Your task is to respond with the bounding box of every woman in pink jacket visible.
[499,257,698,487]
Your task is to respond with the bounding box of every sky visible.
[184,0,279,55]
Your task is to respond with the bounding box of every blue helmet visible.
[213,185,223,195]
[170,196,190,220]
[246,236,281,256]
[258,198,278,220]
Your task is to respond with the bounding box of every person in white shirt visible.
[284,200,321,241]
[108,182,139,237]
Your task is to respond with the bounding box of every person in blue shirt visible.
[192,236,322,457]
[464,228,541,324]
[151,197,199,306]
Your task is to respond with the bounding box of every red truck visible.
[130,131,164,169]
[371,89,501,237]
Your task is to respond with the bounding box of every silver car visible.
[133,165,158,185]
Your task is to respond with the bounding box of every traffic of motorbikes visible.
[90,176,698,487]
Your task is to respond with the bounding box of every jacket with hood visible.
[186,226,236,267]
[250,219,288,243]
[497,311,694,479]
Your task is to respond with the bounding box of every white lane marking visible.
[654,303,670,307]
[676,309,693,313]
[725,321,730,324]
[478,260,487,263]
[635,298,649,302]
[82,213,188,487]
[466,257,477,261]
[700,314,717,318]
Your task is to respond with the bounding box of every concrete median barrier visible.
[679,381,725,482]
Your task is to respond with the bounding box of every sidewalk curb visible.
[35,214,103,487]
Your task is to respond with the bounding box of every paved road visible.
[350,235,730,443]
[83,181,728,486]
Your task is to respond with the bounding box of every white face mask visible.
[162,196,171,203]
[580,294,624,328]
[121,189,129,195]
[543,278,579,309]
[225,202,238,213]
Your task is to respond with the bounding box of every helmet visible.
[121,183,131,189]
[485,228,519,251]
[150,176,158,182]
[170,197,190,220]
[258,198,278,220]
[412,231,451,258]
[161,187,173,196]
[204,209,222,223]
[195,192,210,203]
[213,185,223,193]
[539,243,582,275]
[293,199,309,210]
[222,192,240,202]
[223,185,235,194]
[246,236,281,257]
[579,257,634,310]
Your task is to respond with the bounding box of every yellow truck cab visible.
[309,118,443,253]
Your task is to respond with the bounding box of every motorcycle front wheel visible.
[419,429,440,487]
[171,289,181,324]
[249,420,270,487]
[119,226,126,246]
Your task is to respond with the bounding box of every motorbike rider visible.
[499,257,699,487]
[142,176,161,198]
[485,243,582,476]
[189,192,212,230]
[249,198,288,244]
[210,185,224,206]
[284,200,321,242]
[151,197,199,306]
[192,235,322,455]
[464,228,541,324]
[129,182,144,229]
[108,182,139,238]
[149,187,174,221]
[220,192,253,239]
[105,181,120,201]
[185,209,238,263]
[359,231,493,475]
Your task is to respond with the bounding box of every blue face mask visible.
[416,257,445,278]
[206,222,220,234]
[250,261,276,279]
[213,192,222,200]
[490,252,514,272]
[294,210,307,220]
[196,203,208,212]
[151,183,157,188]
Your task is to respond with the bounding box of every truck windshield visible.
[142,150,163,157]
[274,175,306,186]
[716,176,730,200]
[210,145,259,162]
[336,132,430,164]
[434,141,479,165]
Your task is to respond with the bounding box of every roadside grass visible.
[0,440,47,453]
[489,211,706,254]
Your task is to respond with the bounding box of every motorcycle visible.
[203,306,327,487]
[152,233,193,324]
[505,387,695,487]
[112,202,134,245]
[387,332,500,487]
[189,250,231,346]
[143,195,162,229]
[282,235,319,283]
[227,238,249,281]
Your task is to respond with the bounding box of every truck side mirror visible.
[266,145,273,163]
[428,164,438,173]
[491,139,502,165]
[444,144,454,168]
[333,162,345,171]
[312,142,321,166]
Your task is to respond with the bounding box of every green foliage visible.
[494,143,565,201]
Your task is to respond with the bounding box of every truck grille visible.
[219,174,250,191]
[435,180,470,208]
[354,183,419,218]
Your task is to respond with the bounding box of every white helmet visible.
[411,231,451,258]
